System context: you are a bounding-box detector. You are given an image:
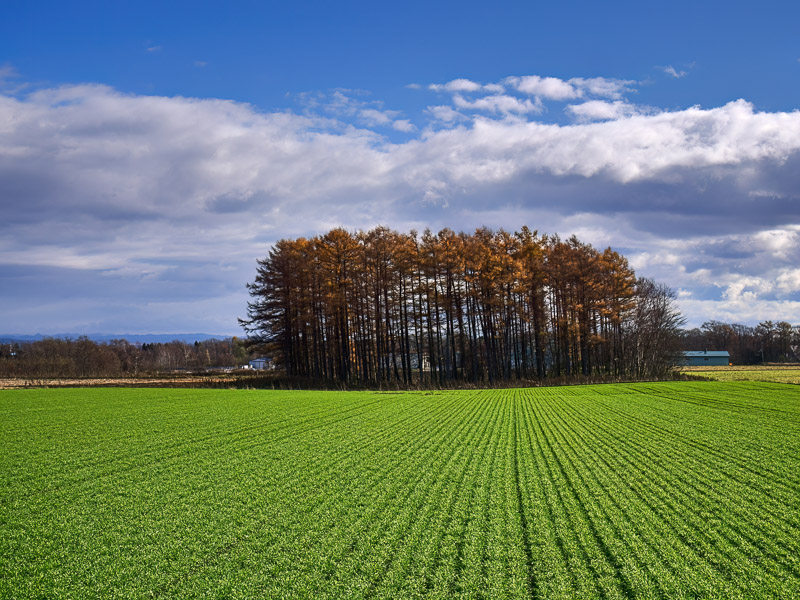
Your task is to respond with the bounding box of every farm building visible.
[248,357,274,370]
[683,350,730,366]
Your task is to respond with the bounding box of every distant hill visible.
[0,333,234,345]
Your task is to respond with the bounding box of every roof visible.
[683,351,730,357]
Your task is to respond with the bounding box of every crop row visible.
[1,381,798,598]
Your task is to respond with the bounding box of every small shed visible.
[249,357,272,370]
[683,350,730,366]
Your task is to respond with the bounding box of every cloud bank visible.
[2,74,800,333]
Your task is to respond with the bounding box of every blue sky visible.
[2,0,800,335]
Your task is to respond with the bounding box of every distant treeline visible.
[0,337,251,378]
[242,226,685,386]
[681,320,800,364]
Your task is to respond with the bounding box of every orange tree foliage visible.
[241,226,683,385]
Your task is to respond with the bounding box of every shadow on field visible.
[2,370,712,390]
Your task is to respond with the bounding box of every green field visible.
[1,383,799,599]
[686,365,800,385]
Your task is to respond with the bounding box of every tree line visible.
[241,226,685,386]
[0,337,251,378]
[681,320,800,364]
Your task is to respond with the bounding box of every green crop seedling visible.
[1,382,798,598]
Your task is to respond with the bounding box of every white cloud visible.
[407,98,800,184]
[325,89,362,115]
[392,119,415,132]
[426,105,465,123]
[660,65,687,78]
[677,297,800,327]
[0,64,26,95]
[722,276,774,301]
[753,226,800,258]
[503,75,635,101]
[296,89,414,132]
[569,77,636,100]
[777,269,800,293]
[622,225,800,326]
[4,86,800,200]
[3,80,800,331]
[429,78,484,93]
[359,107,396,125]
[566,100,643,122]
[628,249,683,270]
[452,93,542,115]
[505,75,579,100]
[358,108,415,132]
[0,64,19,81]
[427,74,638,123]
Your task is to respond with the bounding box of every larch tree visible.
[242,226,684,386]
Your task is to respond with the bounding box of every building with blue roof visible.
[683,350,730,366]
